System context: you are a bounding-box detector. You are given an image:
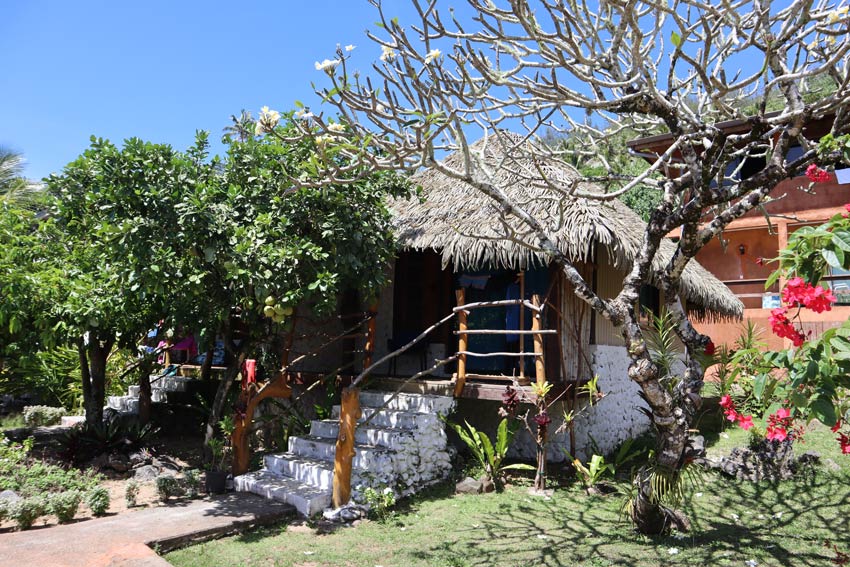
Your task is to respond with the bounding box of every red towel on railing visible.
[242,359,257,389]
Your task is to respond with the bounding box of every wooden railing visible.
[332,288,554,507]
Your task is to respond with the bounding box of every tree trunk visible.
[204,351,245,448]
[137,357,154,425]
[79,332,114,427]
[200,341,214,382]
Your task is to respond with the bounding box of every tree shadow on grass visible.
[409,471,850,567]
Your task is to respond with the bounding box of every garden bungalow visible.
[301,133,743,460]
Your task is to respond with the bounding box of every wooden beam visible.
[231,372,293,476]
[453,288,468,398]
[453,329,557,335]
[332,386,361,508]
[532,294,546,387]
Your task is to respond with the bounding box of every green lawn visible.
[166,424,850,567]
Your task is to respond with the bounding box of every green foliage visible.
[0,346,82,411]
[59,421,158,464]
[125,479,140,508]
[8,497,46,530]
[22,405,65,427]
[156,475,182,501]
[571,455,614,488]
[206,437,226,472]
[643,308,683,381]
[49,490,82,523]
[0,437,101,497]
[183,469,202,498]
[86,486,110,516]
[447,418,534,490]
[361,486,396,522]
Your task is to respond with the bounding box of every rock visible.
[824,458,841,472]
[322,503,367,523]
[108,453,131,472]
[152,456,180,472]
[711,439,803,482]
[455,477,483,495]
[0,490,21,505]
[128,450,152,467]
[87,453,109,471]
[133,464,160,482]
[481,477,496,494]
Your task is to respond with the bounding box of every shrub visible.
[125,480,140,508]
[9,497,45,530]
[22,405,66,427]
[86,486,110,516]
[59,421,159,464]
[361,486,396,523]
[0,437,100,497]
[182,469,201,498]
[50,490,82,523]
[155,475,182,502]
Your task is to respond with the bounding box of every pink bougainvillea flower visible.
[737,414,754,430]
[775,407,791,420]
[806,163,830,183]
[720,394,734,409]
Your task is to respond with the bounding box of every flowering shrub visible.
[736,150,850,455]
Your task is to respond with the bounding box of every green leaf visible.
[822,248,843,268]
[671,31,682,47]
[832,230,850,253]
[809,396,837,427]
[501,463,536,471]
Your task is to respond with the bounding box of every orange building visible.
[628,118,850,349]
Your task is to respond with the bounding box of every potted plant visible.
[204,437,228,494]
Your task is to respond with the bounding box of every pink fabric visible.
[242,359,257,390]
[171,334,198,359]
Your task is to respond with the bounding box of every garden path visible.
[0,492,293,567]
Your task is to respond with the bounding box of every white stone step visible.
[358,391,454,415]
[150,375,193,392]
[126,386,165,402]
[106,395,139,413]
[330,405,439,430]
[309,419,411,450]
[234,470,331,516]
[264,453,334,490]
[288,435,393,471]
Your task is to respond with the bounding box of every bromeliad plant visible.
[447,418,534,491]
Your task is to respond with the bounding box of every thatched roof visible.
[390,133,743,319]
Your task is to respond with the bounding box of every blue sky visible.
[1,1,443,180]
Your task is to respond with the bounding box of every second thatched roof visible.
[390,132,743,319]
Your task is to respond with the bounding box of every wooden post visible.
[332,386,361,507]
[453,288,468,398]
[363,302,378,371]
[532,294,546,386]
[519,271,526,380]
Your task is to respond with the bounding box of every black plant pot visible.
[205,470,228,494]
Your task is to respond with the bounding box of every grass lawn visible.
[166,424,850,567]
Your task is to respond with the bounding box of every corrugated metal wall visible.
[557,262,593,382]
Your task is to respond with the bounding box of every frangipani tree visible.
[263,0,850,533]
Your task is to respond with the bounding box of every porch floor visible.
[368,376,571,402]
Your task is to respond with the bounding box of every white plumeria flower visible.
[424,48,442,64]
[315,58,339,72]
[345,44,356,52]
[294,108,312,120]
[380,45,397,62]
[315,135,333,146]
[255,106,281,134]
[327,122,346,134]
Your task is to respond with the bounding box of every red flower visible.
[720,394,734,409]
[768,307,807,346]
[806,163,830,183]
[725,408,739,422]
[766,426,788,442]
[832,419,843,434]
[839,434,850,454]
[737,415,754,430]
[775,407,791,420]
[845,203,850,213]
[756,257,765,266]
[704,340,716,356]
[533,411,552,427]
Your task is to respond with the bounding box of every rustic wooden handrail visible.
[452,329,557,335]
[452,298,543,313]
[456,351,543,357]
[332,386,360,508]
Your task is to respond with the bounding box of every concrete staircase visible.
[106,375,196,415]
[234,390,455,516]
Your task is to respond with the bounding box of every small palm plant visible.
[448,418,534,490]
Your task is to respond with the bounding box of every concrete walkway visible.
[1,493,293,567]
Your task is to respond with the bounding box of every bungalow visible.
[234,133,742,515]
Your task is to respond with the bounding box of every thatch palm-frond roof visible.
[390,132,743,319]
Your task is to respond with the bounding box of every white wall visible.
[507,344,651,462]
